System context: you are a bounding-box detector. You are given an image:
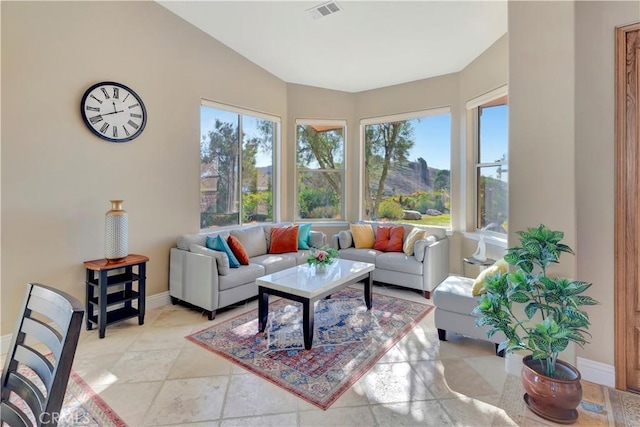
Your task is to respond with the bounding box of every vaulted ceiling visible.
[158,1,508,93]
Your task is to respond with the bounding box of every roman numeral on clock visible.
[89,115,103,124]
[100,88,110,99]
[86,106,100,112]
[113,126,118,138]
[128,103,139,109]
[130,113,142,119]
[113,87,119,99]
[123,126,130,137]
[127,120,139,130]
[89,95,102,104]
[99,123,110,134]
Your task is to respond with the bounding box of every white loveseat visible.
[331,222,449,299]
[170,224,326,320]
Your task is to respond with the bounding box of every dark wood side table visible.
[83,254,148,338]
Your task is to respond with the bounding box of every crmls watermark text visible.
[38,411,92,425]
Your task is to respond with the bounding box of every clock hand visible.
[101,110,124,117]
[112,101,117,113]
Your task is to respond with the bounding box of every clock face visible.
[80,81,147,142]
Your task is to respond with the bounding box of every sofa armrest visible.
[169,248,220,312]
[420,238,450,293]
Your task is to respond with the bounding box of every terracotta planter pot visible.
[521,355,582,424]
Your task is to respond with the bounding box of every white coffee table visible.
[256,259,375,350]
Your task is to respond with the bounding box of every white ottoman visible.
[433,275,505,356]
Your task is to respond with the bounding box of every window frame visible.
[294,118,347,222]
[466,85,508,237]
[359,107,452,229]
[200,99,281,230]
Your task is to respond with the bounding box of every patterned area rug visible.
[187,287,433,410]
[495,373,640,426]
[8,366,127,426]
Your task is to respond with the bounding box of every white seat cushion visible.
[219,264,266,291]
[375,252,423,275]
[338,248,380,263]
[250,254,297,275]
[433,275,477,315]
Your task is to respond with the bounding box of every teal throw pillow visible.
[206,235,240,268]
[297,223,312,250]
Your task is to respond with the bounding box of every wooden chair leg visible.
[495,343,505,357]
[424,290,431,299]
[438,328,447,341]
[208,310,216,321]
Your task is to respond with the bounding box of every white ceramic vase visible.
[105,200,128,261]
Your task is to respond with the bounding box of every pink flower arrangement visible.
[307,247,339,267]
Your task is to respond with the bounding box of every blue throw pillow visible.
[297,223,312,250]
[206,235,240,268]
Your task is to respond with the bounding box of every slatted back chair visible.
[1,283,84,426]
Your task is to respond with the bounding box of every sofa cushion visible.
[231,226,267,258]
[308,230,326,248]
[188,243,230,275]
[250,254,297,275]
[219,264,266,291]
[338,230,353,249]
[206,235,240,268]
[373,225,404,252]
[350,224,375,249]
[297,223,312,250]
[403,228,429,256]
[269,225,299,254]
[338,247,380,264]
[433,276,477,315]
[375,252,423,275]
[228,235,250,265]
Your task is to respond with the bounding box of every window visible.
[295,120,346,220]
[472,91,508,234]
[200,100,279,230]
[361,109,451,228]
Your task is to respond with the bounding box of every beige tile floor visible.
[46,285,621,426]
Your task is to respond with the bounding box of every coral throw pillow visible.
[373,225,404,252]
[227,235,250,265]
[269,225,299,254]
[350,224,375,249]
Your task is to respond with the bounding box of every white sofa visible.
[331,223,449,299]
[170,224,326,320]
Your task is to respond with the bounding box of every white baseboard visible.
[577,357,615,388]
[1,291,171,355]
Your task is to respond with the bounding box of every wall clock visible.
[80,81,147,142]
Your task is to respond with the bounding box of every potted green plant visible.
[473,224,599,424]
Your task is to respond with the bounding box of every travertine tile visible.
[370,400,454,426]
[220,412,298,427]
[411,358,497,399]
[98,381,163,426]
[222,372,299,418]
[298,406,375,427]
[167,344,235,379]
[109,348,181,383]
[439,395,503,426]
[357,362,435,404]
[142,377,228,425]
[127,324,192,351]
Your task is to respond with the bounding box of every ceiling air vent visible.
[307,1,342,20]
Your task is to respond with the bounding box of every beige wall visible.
[0,1,287,334]
[4,0,626,372]
[574,1,640,366]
